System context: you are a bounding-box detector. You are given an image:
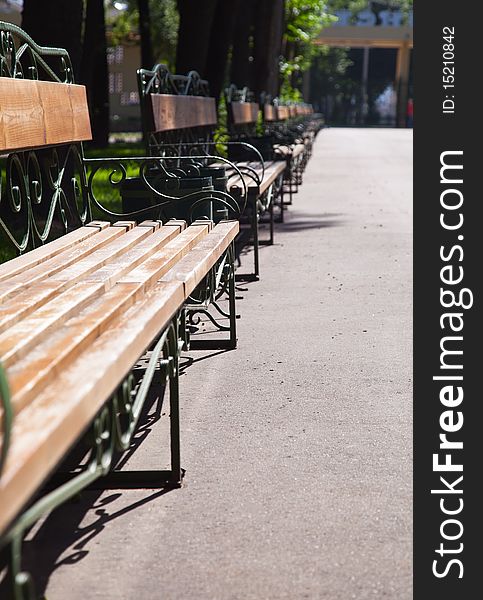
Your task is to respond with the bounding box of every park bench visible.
[0,21,238,597]
[261,97,319,205]
[224,85,287,224]
[225,86,315,212]
[135,65,286,280]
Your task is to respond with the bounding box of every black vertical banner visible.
[414,2,482,598]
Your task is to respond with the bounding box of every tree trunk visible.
[22,0,84,79]
[253,0,285,98]
[175,0,217,76]
[230,0,255,91]
[80,0,109,147]
[204,0,242,102]
[138,0,153,69]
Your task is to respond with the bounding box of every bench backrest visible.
[138,64,217,154]
[228,101,259,127]
[276,105,290,121]
[0,21,93,255]
[0,78,91,153]
[224,85,260,138]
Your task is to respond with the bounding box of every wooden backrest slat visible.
[276,106,290,121]
[230,101,259,125]
[149,94,217,132]
[0,77,92,152]
[263,105,277,122]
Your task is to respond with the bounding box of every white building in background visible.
[107,39,141,132]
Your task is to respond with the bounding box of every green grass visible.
[85,143,147,217]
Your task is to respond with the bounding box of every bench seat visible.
[273,143,305,159]
[224,160,286,197]
[0,218,238,535]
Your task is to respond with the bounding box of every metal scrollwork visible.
[225,84,255,104]
[0,22,84,256]
[0,146,90,253]
[0,21,74,83]
[186,243,236,337]
[85,155,241,223]
[138,64,210,98]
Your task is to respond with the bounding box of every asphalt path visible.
[33,128,413,599]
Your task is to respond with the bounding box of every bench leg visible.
[269,194,275,245]
[227,243,237,348]
[186,243,238,350]
[252,196,260,278]
[280,186,285,222]
[168,337,182,484]
[0,535,35,600]
[284,160,294,206]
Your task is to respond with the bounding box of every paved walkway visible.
[34,128,412,599]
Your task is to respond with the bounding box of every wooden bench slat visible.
[8,281,140,413]
[48,223,152,283]
[0,226,125,307]
[274,143,305,159]
[226,160,286,196]
[5,223,210,412]
[0,280,184,535]
[0,221,238,534]
[118,221,210,286]
[162,221,238,296]
[82,221,184,285]
[0,222,109,283]
[0,223,182,335]
[0,78,92,152]
[149,94,217,132]
[230,101,259,125]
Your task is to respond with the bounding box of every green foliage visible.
[107,2,139,46]
[85,142,145,214]
[281,0,413,100]
[327,0,413,22]
[106,0,179,67]
[280,0,336,101]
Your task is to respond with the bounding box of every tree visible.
[138,0,154,68]
[108,0,179,69]
[252,0,285,98]
[81,0,110,147]
[281,0,334,100]
[175,0,217,76]
[204,0,242,101]
[22,0,84,78]
[176,0,286,101]
[230,0,255,90]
